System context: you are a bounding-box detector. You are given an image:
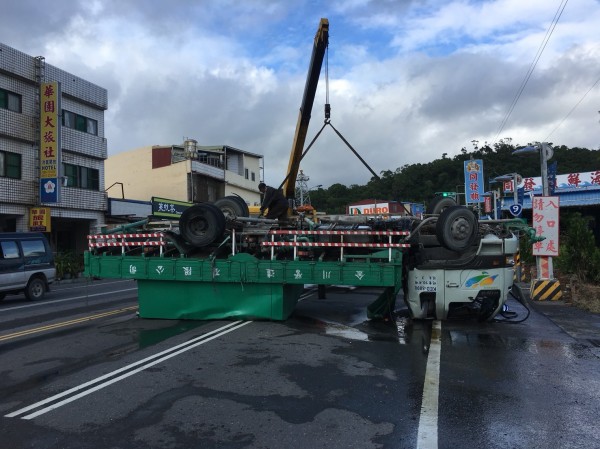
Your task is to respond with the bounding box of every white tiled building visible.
[0,43,107,255]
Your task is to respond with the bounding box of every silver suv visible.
[0,232,56,301]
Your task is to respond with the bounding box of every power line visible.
[493,0,569,142]
[544,74,600,141]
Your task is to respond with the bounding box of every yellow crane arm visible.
[282,18,329,199]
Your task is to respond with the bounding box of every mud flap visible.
[367,286,398,320]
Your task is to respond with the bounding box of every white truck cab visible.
[404,233,519,321]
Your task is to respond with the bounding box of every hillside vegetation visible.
[310,141,600,213]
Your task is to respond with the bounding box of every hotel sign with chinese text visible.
[532,196,559,257]
[40,82,61,203]
[29,207,51,232]
[464,159,484,203]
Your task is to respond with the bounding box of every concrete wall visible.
[105,146,190,203]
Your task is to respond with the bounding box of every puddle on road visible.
[137,321,207,349]
[102,320,207,350]
[293,309,432,348]
[324,323,370,341]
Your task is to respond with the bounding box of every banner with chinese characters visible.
[151,197,193,218]
[532,196,559,256]
[40,82,61,203]
[29,207,51,232]
[506,170,600,193]
[464,159,484,203]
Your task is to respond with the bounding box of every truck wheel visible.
[426,196,457,215]
[179,203,225,247]
[228,195,250,217]
[435,206,478,252]
[215,196,248,219]
[25,276,46,301]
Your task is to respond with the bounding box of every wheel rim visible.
[188,215,210,235]
[30,279,44,299]
[449,216,473,241]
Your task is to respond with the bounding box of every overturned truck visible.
[85,195,535,322]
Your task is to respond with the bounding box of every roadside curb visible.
[54,276,96,285]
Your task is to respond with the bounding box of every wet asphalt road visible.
[0,279,598,449]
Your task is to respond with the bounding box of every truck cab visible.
[404,224,518,321]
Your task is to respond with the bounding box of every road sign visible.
[509,204,522,216]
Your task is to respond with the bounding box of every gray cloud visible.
[1,0,598,189]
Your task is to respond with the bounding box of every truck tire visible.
[435,206,478,252]
[179,203,226,247]
[215,196,248,219]
[426,196,457,215]
[25,276,46,301]
[228,194,250,217]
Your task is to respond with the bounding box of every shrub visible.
[555,212,600,283]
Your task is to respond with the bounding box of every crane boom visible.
[282,18,329,199]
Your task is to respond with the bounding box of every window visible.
[0,151,21,179]
[251,172,256,182]
[63,163,99,190]
[0,241,19,259]
[245,168,249,179]
[62,110,98,135]
[0,88,22,113]
[21,239,45,258]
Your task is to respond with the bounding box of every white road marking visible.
[0,288,138,312]
[417,320,442,449]
[6,320,251,419]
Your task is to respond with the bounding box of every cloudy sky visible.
[2,0,599,188]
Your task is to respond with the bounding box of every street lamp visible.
[513,142,553,196]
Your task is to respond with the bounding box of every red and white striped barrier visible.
[262,229,410,261]
[262,241,410,248]
[89,233,164,239]
[268,230,410,236]
[88,233,166,254]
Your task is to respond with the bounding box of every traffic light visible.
[436,192,457,200]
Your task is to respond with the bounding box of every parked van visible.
[0,232,56,301]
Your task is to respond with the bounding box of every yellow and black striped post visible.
[531,279,562,301]
[513,251,526,283]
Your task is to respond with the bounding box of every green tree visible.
[556,212,600,282]
[310,143,600,216]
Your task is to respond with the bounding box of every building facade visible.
[105,139,263,209]
[0,43,108,256]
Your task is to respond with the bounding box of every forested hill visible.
[309,142,600,214]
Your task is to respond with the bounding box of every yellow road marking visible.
[0,306,138,342]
